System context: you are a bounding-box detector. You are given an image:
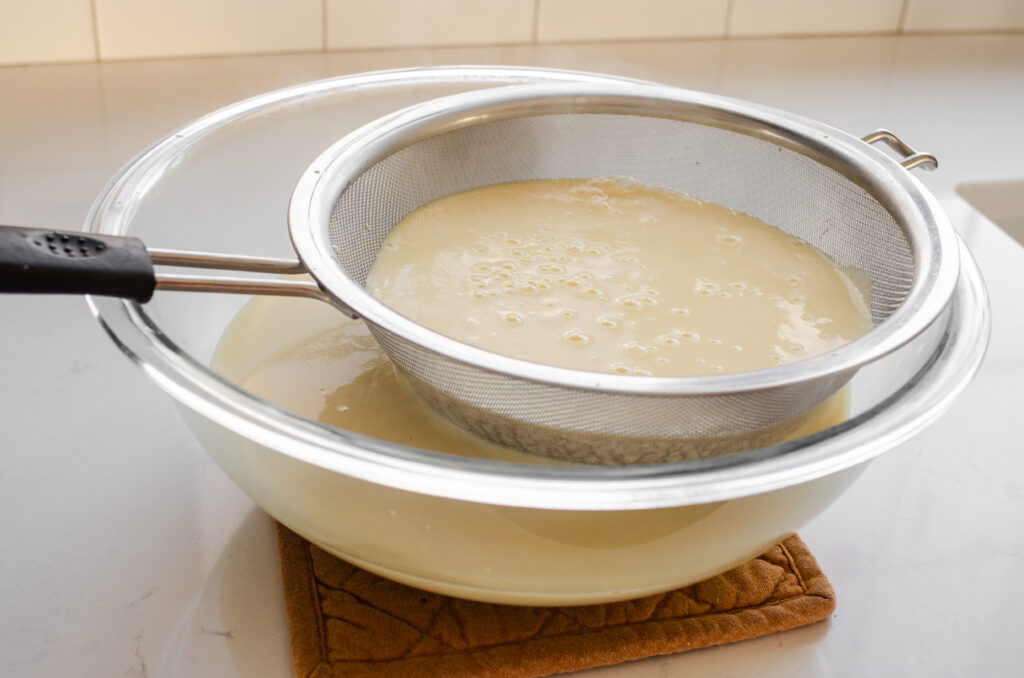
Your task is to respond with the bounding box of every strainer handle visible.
[0,225,330,304]
[861,129,938,171]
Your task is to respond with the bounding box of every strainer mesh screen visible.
[325,113,914,463]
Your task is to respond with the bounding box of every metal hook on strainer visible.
[0,81,961,465]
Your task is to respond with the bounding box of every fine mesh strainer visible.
[0,81,960,465]
[287,82,961,464]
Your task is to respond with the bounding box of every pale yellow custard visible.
[213,294,848,465]
[210,298,852,605]
[366,178,871,376]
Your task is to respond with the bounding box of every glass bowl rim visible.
[85,66,990,510]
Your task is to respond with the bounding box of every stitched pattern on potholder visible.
[276,525,835,678]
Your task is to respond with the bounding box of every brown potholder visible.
[276,523,834,678]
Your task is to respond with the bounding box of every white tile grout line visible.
[532,0,541,44]
[8,3,1024,68]
[897,0,911,34]
[89,0,102,61]
[322,0,329,51]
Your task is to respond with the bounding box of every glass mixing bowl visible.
[86,67,989,605]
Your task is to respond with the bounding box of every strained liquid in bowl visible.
[365,179,872,377]
[213,296,850,463]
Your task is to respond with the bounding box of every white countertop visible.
[2,34,1022,677]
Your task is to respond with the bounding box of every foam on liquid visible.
[365,178,871,376]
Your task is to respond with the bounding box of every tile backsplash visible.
[2,0,1022,66]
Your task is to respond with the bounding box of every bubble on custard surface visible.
[586,196,620,214]
[569,183,606,199]
[710,365,724,372]
[731,345,743,352]
[471,262,493,274]
[617,296,644,312]
[563,329,592,346]
[538,263,566,274]
[383,241,399,251]
[557,307,578,320]
[786,275,802,286]
[613,176,639,190]
[502,312,525,325]
[678,330,700,342]
[517,282,542,296]
[596,314,619,329]
[639,215,659,226]
[715,233,743,247]
[657,333,681,346]
[670,306,691,317]
[730,281,747,291]
[623,341,651,357]
[694,277,720,296]
[611,362,633,374]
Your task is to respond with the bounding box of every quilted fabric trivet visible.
[276,523,835,678]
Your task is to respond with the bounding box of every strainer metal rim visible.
[289,81,962,396]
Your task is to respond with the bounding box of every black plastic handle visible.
[0,226,156,302]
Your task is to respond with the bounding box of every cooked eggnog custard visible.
[366,178,871,376]
[213,296,849,465]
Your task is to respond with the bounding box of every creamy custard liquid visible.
[366,178,871,376]
[211,299,850,604]
[213,297,849,465]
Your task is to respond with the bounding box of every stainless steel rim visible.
[291,81,962,396]
[85,66,988,510]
